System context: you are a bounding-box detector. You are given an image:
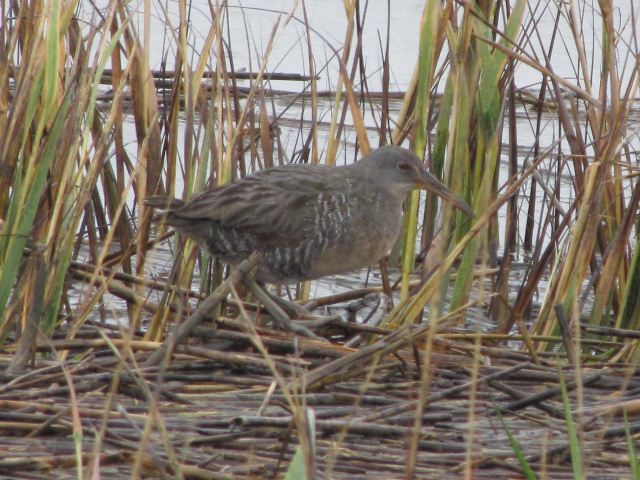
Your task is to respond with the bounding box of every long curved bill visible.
[417,170,474,218]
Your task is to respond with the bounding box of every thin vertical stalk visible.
[400,0,442,302]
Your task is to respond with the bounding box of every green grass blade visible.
[43,0,61,122]
[496,407,537,480]
[285,446,308,480]
[559,368,584,479]
[624,411,640,479]
[0,68,46,320]
[400,0,442,301]
[617,236,640,329]
[284,408,316,480]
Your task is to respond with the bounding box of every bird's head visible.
[359,145,473,217]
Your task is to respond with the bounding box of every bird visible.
[146,145,472,284]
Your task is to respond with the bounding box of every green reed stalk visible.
[400,0,443,302]
[0,0,135,339]
[559,369,584,479]
[0,0,64,326]
[0,68,45,324]
[450,0,525,311]
[388,0,525,328]
[618,240,640,330]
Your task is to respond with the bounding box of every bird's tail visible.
[145,196,185,223]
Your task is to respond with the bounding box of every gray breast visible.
[253,189,402,283]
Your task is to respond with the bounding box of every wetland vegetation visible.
[0,0,639,478]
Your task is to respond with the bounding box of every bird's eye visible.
[398,162,411,172]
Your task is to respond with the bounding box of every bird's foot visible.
[243,276,327,341]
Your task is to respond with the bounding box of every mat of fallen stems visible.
[0,309,638,479]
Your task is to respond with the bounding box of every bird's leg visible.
[242,275,325,341]
[262,286,344,327]
[145,253,260,367]
[264,289,318,319]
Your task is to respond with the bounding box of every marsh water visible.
[83,1,640,326]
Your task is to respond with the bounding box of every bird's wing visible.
[171,165,349,247]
